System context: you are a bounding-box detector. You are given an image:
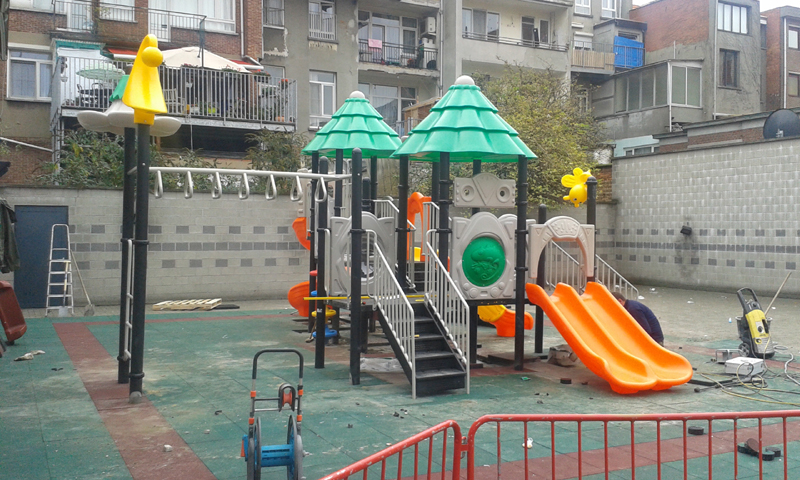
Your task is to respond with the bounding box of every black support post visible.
[586,177,597,283]
[350,149,364,385]
[396,155,409,288]
[334,149,343,217]
[307,152,319,333]
[128,124,151,401]
[117,127,136,384]
[370,155,378,211]
[514,155,529,371]
[437,153,450,264]
[469,159,481,363]
[535,204,547,354]
[315,158,329,369]
[471,159,481,216]
[431,162,440,203]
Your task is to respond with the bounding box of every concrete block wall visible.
[0,187,309,304]
[610,137,800,295]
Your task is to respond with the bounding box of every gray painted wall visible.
[0,188,307,305]
[609,137,800,295]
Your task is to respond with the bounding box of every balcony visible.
[572,42,644,73]
[263,4,284,28]
[358,41,438,71]
[52,56,297,131]
[461,32,570,73]
[309,12,336,41]
[462,32,568,52]
[51,0,209,46]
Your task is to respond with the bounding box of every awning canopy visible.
[161,46,249,72]
[391,76,537,163]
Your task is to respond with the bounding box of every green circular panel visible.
[462,236,506,287]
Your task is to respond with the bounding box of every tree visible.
[475,67,604,207]
[245,129,307,194]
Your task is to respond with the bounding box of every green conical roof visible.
[391,76,536,162]
[109,75,129,102]
[301,91,401,158]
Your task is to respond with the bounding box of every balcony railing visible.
[462,32,568,52]
[53,56,297,127]
[572,42,644,70]
[52,0,208,45]
[309,12,336,41]
[358,41,438,70]
[263,5,284,28]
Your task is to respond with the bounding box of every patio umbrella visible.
[77,62,125,82]
[161,46,249,72]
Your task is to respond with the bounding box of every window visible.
[574,33,593,50]
[309,0,335,41]
[720,49,738,87]
[522,16,537,45]
[357,83,417,128]
[670,65,701,106]
[462,8,499,40]
[7,49,52,101]
[789,73,799,97]
[789,27,799,50]
[625,146,658,156]
[575,0,590,16]
[614,64,674,113]
[9,0,51,10]
[264,0,284,27]
[310,71,335,128]
[717,2,748,34]
[540,20,549,44]
[358,11,418,54]
[602,0,617,19]
[150,0,235,32]
[100,0,134,23]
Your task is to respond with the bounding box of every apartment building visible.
[763,6,800,111]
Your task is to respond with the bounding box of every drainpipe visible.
[784,17,788,108]
[240,0,245,58]
[438,5,444,96]
[713,0,718,119]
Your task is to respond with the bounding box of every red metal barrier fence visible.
[320,420,463,480]
[320,410,800,480]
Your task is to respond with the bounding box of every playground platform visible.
[2,284,800,480]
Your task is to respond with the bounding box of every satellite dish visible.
[763,109,800,139]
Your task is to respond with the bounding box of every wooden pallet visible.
[152,299,222,311]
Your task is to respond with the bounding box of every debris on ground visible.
[14,350,45,361]
[163,445,173,452]
[548,344,578,367]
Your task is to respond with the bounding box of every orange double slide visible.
[526,282,692,394]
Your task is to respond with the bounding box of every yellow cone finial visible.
[123,34,167,125]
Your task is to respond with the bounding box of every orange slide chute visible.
[292,217,311,251]
[288,281,311,317]
[477,305,533,337]
[526,282,692,394]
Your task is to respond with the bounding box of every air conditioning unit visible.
[425,17,436,35]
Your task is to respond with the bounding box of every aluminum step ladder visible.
[45,224,74,316]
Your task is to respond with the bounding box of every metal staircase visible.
[365,229,468,398]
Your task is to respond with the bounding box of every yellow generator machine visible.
[735,288,774,359]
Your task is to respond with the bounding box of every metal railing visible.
[466,411,800,480]
[309,12,336,41]
[364,230,417,396]
[544,241,638,299]
[263,5,284,28]
[423,231,469,394]
[120,239,133,363]
[374,197,417,289]
[319,420,462,480]
[572,42,644,70]
[53,56,297,126]
[462,31,568,52]
[358,40,438,70]
[52,1,208,44]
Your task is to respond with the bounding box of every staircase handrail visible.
[546,242,638,299]
[423,231,470,394]
[364,230,417,397]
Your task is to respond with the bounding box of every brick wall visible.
[7,9,52,35]
[0,188,310,304]
[687,127,763,148]
[610,137,800,295]
[0,140,52,186]
[629,0,709,52]
[243,0,263,59]
[594,164,612,204]
[764,9,783,110]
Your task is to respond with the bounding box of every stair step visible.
[415,368,465,380]
[415,351,454,361]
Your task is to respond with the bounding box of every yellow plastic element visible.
[526,282,692,394]
[311,308,336,319]
[477,305,534,337]
[414,247,422,262]
[123,34,167,125]
[561,168,591,207]
[745,309,770,341]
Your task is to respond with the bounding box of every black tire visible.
[246,436,255,480]
[287,416,303,480]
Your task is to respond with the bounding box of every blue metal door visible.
[15,206,69,309]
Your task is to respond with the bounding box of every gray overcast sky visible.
[633,0,798,11]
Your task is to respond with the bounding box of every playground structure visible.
[116,62,689,400]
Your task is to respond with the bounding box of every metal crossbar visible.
[364,230,417,396]
[319,420,462,480]
[121,239,134,362]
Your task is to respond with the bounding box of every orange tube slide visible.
[477,305,533,337]
[288,281,310,317]
[526,282,691,394]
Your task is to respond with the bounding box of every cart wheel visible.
[246,436,255,480]
[254,418,262,480]
[739,342,751,358]
[286,416,303,480]
[763,351,775,359]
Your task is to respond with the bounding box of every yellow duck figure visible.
[561,168,591,207]
[122,34,167,125]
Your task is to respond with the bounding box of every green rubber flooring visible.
[3,285,800,480]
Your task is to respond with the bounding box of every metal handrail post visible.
[117,127,135,384]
